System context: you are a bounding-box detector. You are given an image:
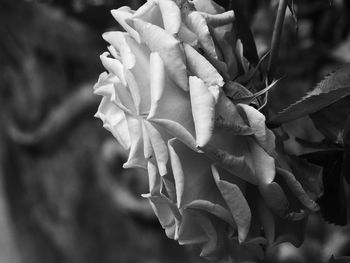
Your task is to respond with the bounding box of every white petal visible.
[183,43,224,89]
[178,23,198,45]
[96,97,131,150]
[157,0,181,34]
[189,76,215,147]
[111,8,141,42]
[143,194,181,239]
[247,137,275,185]
[104,32,151,115]
[151,119,197,151]
[130,18,188,91]
[147,53,196,149]
[185,11,218,59]
[237,104,276,154]
[144,120,169,176]
[168,139,226,209]
[132,0,164,29]
[200,11,235,27]
[100,52,126,85]
[102,31,136,69]
[123,115,147,169]
[147,161,161,195]
[142,121,153,159]
[148,52,166,119]
[212,165,251,243]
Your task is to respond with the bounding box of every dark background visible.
[0,0,350,262]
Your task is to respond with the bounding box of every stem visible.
[267,0,289,83]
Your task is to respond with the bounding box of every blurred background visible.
[0,0,350,262]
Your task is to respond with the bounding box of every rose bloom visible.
[94,0,321,262]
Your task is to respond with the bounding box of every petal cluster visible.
[94,1,321,262]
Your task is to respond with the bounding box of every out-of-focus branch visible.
[267,0,289,83]
[7,83,99,151]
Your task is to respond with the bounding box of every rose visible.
[94,0,320,261]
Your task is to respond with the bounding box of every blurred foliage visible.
[0,0,350,262]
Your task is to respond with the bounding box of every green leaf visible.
[269,64,350,126]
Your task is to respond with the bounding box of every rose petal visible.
[215,93,252,135]
[157,0,182,34]
[95,97,131,150]
[123,115,147,169]
[132,0,164,29]
[168,139,226,208]
[177,210,208,245]
[184,44,224,89]
[247,137,275,185]
[237,104,276,154]
[259,182,290,218]
[141,121,153,159]
[201,143,257,184]
[100,52,126,85]
[103,32,152,115]
[200,11,235,27]
[185,11,218,59]
[151,119,197,150]
[189,76,216,147]
[185,200,235,228]
[212,165,251,243]
[148,53,196,148]
[111,8,141,42]
[143,194,181,239]
[178,23,198,45]
[143,120,169,176]
[147,161,161,195]
[130,18,188,91]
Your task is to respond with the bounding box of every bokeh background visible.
[0,0,350,262]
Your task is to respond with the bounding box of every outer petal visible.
[178,23,198,45]
[111,8,141,43]
[189,76,215,147]
[100,52,126,85]
[185,11,218,59]
[151,119,197,150]
[103,32,151,115]
[123,115,147,169]
[212,165,251,243]
[200,11,235,27]
[148,52,196,149]
[143,120,169,176]
[156,0,182,34]
[168,139,226,209]
[132,0,164,29]
[130,18,188,91]
[183,43,224,89]
[143,194,181,239]
[95,96,131,150]
[215,93,252,135]
[237,104,275,154]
